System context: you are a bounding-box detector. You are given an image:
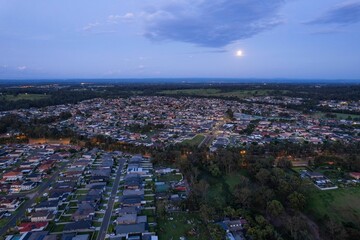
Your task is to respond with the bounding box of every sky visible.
[0,0,360,80]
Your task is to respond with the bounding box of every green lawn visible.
[224,170,249,191]
[2,93,49,101]
[141,208,155,216]
[52,224,65,232]
[95,213,105,219]
[69,201,78,207]
[59,215,72,222]
[157,173,183,182]
[292,166,310,174]
[157,212,209,240]
[93,221,102,227]
[0,218,8,228]
[145,195,155,201]
[314,166,346,181]
[204,170,249,207]
[181,135,205,146]
[66,208,76,214]
[306,187,360,225]
[75,189,89,195]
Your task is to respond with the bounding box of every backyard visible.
[157,212,209,240]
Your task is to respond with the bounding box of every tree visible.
[226,108,234,120]
[277,158,293,169]
[288,192,306,211]
[199,204,215,223]
[234,187,252,209]
[285,215,313,240]
[209,163,221,177]
[256,168,271,185]
[266,200,284,219]
[324,218,348,240]
[208,223,226,240]
[247,215,280,240]
[224,206,237,219]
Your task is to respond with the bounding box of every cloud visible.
[107,13,135,23]
[143,0,285,47]
[307,1,360,25]
[17,66,27,71]
[83,22,101,31]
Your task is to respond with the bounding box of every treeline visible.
[0,86,135,111]
[0,114,76,138]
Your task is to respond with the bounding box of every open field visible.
[160,88,288,99]
[225,171,249,191]
[181,134,205,146]
[2,93,49,101]
[306,187,360,225]
[205,171,248,207]
[157,212,209,240]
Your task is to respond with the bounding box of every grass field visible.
[225,171,249,191]
[181,134,205,146]
[306,187,360,225]
[157,212,209,240]
[205,171,248,207]
[2,93,49,101]
[160,88,287,99]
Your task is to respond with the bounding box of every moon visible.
[236,50,244,57]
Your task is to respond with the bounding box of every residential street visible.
[97,158,126,240]
[0,160,72,237]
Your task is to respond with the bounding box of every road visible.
[198,119,227,148]
[198,134,214,148]
[0,160,72,236]
[97,158,126,240]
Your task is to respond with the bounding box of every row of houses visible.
[111,155,158,240]
[4,149,116,240]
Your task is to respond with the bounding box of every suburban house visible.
[115,223,147,236]
[121,195,144,207]
[350,172,360,180]
[115,214,147,225]
[17,222,49,234]
[0,197,22,211]
[29,210,54,222]
[63,220,92,232]
[124,175,142,190]
[34,200,59,212]
[72,203,96,221]
[3,171,23,181]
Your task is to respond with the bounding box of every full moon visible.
[236,50,243,57]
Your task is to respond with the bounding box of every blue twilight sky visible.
[0,0,360,80]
